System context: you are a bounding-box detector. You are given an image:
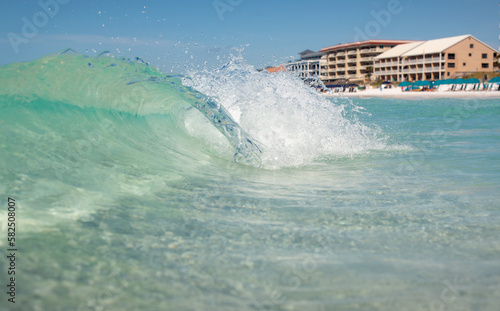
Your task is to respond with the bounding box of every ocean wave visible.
[0,50,386,169]
[0,49,263,166]
[187,56,387,168]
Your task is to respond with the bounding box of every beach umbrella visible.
[413,80,431,87]
[465,78,480,84]
[398,81,411,86]
[488,77,500,83]
[442,79,454,85]
[452,78,467,91]
[464,78,480,90]
[436,79,453,85]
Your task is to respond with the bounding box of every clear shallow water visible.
[0,53,499,311]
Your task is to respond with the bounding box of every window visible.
[448,63,455,68]
[447,72,451,77]
[470,44,474,48]
[448,53,455,60]
[482,53,487,59]
[482,63,489,69]
[463,63,466,66]
[469,53,472,57]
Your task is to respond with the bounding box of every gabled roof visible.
[375,35,498,59]
[299,49,314,55]
[401,34,470,57]
[375,41,425,59]
[320,40,414,53]
[302,52,325,59]
[297,49,325,60]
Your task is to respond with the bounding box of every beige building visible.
[374,35,498,82]
[319,40,413,85]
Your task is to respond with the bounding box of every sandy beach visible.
[325,87,500,99]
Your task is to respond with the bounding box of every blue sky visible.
[0,0,498,72]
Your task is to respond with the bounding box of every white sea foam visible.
[184,56,387,169]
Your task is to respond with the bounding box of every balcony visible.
[400,67,444,74]
[360,48,377,54]
[402,57,445,65]
[374,61,399,67]
[347,50,357,55]
[378,70,399,75]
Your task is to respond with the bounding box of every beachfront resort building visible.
[319,39,414,85]
[286,50,325,78]
[373,35,498,82]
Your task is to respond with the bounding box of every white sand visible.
[325,87,500,99]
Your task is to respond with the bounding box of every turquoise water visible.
[0,53,499,311]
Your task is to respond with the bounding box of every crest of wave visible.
[184,56,385,169]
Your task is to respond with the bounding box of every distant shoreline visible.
[324,89,500,100]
